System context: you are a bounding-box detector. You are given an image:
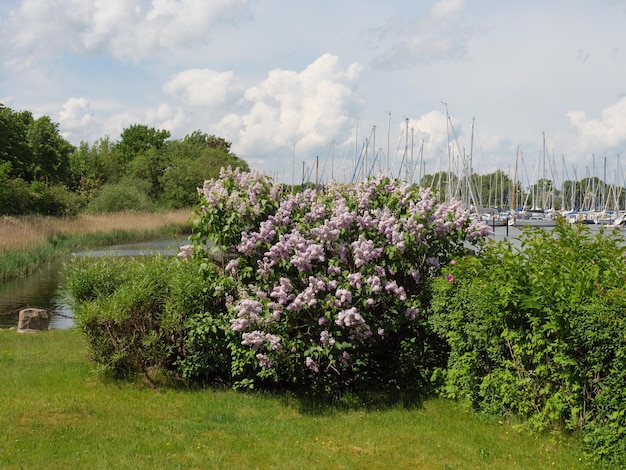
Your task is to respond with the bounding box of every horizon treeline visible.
[0,104,249,216]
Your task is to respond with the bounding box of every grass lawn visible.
[0,329,590,469]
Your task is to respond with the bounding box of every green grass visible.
[0,329,591,470]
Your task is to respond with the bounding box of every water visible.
[0,238,184,330]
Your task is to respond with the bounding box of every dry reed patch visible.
[0,210,193,251]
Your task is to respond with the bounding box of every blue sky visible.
[1,0,626,185]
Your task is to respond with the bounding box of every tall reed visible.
[0,210,193,281]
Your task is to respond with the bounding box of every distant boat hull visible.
[509,217,557,227]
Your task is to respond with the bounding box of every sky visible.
[1,0,626,186]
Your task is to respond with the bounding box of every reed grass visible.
[0,210,193,281]
[0,329,590,470]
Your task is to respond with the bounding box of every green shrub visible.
[86,182,154,213]
[430,220,626,465]
[63,256,234,384]
[65,257,175,379]
[30,182,85,216]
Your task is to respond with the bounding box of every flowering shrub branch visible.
[183,167,491,395]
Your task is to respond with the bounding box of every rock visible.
[17,308,50,333]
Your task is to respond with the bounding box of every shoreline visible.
[0,209,193,282]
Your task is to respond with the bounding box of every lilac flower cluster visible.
[190,171,491,383]
[241,331,282,350]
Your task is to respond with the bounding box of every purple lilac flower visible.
[256,353,274,369]
[336,307,365,327]
[270,277,295,305]
[327,265,342,275]
[305,357,320,373]
[177,244,193,259]
[366,275,382,293]
[334,288,352,306]
[339,351,350,366]
[347,272,363,289]
[225,258,239,273]
[230,318,250,331]
[351,235,383,268]
[320,330,336,346]
[384,280,407,300]
[241,331,266,349]
[242,331,282,351]
[405,307,419,320]
[356,212,376,230]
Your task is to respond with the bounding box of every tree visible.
[26,115,75,184]
[0,105,31,179]
[183,130,234,154]
[114,124,171,167]
[159,136,249,208]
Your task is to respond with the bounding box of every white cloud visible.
[407,110,450,159]
[58,97,95,140]
[3,0,253,67]
[144,102,188,135]
[370,0,471,69]
[163,69,240,108]
[430,0,465,18]
[226,54,364,162]
[567,97,626,152]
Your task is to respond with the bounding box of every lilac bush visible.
[183,166,491,395]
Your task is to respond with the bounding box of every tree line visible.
[0,104,249,216]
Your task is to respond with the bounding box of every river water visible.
[0,238,184,330]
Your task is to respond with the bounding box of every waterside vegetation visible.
[0,209,192,281]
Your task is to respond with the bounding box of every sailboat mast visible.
[511,146,519,212]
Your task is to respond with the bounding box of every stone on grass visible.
[17,308,50,333]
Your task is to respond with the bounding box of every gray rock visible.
[17,308,50,333]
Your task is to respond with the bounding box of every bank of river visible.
[0,238,185,330]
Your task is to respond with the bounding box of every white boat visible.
[482,213,509,227]
[508,210,557,227]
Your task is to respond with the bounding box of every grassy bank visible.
[0,210,193,281]
[0,329,589,470]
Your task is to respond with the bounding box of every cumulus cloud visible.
[144,102,188,134]
[370,0,471,70]
[407,110,450,156]
[224,54,364,160]
[3,0,253,66]
[567,97,626,152]
[58,97,95,140]
[163,69,240,107]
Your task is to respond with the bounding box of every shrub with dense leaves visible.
[430,220,626,466]
[181,167,491,396]
[64,256,215,382]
